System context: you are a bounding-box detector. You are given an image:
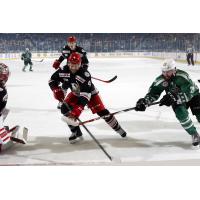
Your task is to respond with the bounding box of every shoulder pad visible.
[78,68,91,79]
[62,65,70,71]
[153,75,165,86]
[175,71,189,80]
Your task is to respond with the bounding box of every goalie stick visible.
[79,101,160,126]
[92,75,117,83]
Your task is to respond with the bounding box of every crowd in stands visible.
[0,33,199,53]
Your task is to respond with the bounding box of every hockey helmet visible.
[67,36,77,43]
[161,59,176,72]
[68,52,81,65]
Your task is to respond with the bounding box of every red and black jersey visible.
[49,65,98,107]
[0,86,7,115]
[58,45,89,69]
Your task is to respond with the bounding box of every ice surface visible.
[1,57,200,165]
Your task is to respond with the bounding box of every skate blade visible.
[120,133,127,138]
[191,144,200,150]
[69,136,83,144]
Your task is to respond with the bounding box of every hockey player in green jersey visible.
[135,59,200,147]
[21,48,33,72]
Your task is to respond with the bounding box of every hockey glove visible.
[68,105,84,118]
[52,87,64,102]
[135,98,148,111]
[53,60,61,69]
[159,92,178,107]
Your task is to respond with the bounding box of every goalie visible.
[0,63,27,152]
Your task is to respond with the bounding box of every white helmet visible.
[161,59,176,72]
[25,48,29,51]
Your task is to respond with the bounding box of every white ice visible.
[1,57,200,165]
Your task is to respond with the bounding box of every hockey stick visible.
[32,59,44,62]
[63,102,112,161]
[79,101,160,126]
[91,75,117,83]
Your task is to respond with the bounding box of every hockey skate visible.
[69,127,83,144]
[191,133,200,148]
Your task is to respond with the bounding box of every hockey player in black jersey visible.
[53,36,89,109]
[53,36,89,70]
[49,52,126,143]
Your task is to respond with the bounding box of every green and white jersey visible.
[21,51,32,61]
[144,69,199,104]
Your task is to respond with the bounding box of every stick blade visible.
[107,75,117,83]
